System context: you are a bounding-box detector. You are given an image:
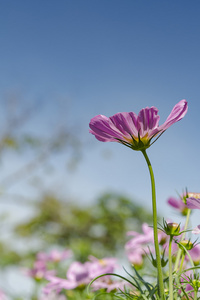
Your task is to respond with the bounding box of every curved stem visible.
[141,150,165,300]
[174,209,191,272]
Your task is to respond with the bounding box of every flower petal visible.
[192,225,200,235]
[137,107,160,138]
[110,112,138,138]
[160,100,188,131]
[89,115,125,142]
[186,197,200,209]
[167,197,181,209]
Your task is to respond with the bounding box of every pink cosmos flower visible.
[25,260,55,280]
[125,223,168,267]
[186,193,200,209]
[186,194,200,238]
[167,196,188,215]
[188,244,200,265]
[44,256,119,295]
[88,255,118,278]
[126,223,154,247]
[37,249,72,263]
[89,100,188,151]
[126,247,146,267]
[44,261,91,294]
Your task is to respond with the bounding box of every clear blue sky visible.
[1,0,200,226]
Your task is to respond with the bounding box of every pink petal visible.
[160,100,188,131]
[110,112,138,138]
[192,225,200,234]
[89,115,125,142]
[137,107,160,138]
[186,197,200,209]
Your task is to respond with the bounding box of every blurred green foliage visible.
[14,193,153,262]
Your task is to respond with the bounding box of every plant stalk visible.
[141,150,165,300]
[168,235,173,300]
[174,208,191,272]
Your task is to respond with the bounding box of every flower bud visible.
[179,240,194,251]
[191,279,200,292]
[164,222,180,236]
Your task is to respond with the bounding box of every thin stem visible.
[178,253,186,276]
[194,289,197,300]
[141,150,165,300]
[174,209,191,272]
[168,236,173,300]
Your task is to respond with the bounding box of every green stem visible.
[174,209,191,272]
[141,150,165,300]
[178,253,185,276]
[168,236,173,300]
[194,289,197,300]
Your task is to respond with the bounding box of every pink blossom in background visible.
[44,261,92,294]
[37,249,72,263]
[48,249,72,263]
[44,256,120,295]
[125,223,155,266]
[43,276,69,295]
[192,225,200,235]
[126,223,168,249]
[40,291,67,300]
[91,278,130,293]
[125,223,169,266]
[126,223,154,246]
[126,247,146,267]
[89,100,188,151]
[88,256,118,278]
[87,256,127,293]
[167,196,188,215]
[188,244,200,265]
[66,261,91,287]
[25,260,55,281]
[25,249,72,282]
[0,290,7,300]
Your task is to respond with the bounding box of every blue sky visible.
[1,0,200,228]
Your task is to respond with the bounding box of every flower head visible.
[37,249,72,263]
[167,196,189,216]
[25,260,55,281]
[125,223,168,267]
[186,193,200,209]
[89,100,188,151]
[88,255,118,278]
[44,256,119,295]
[44,261,91,294]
